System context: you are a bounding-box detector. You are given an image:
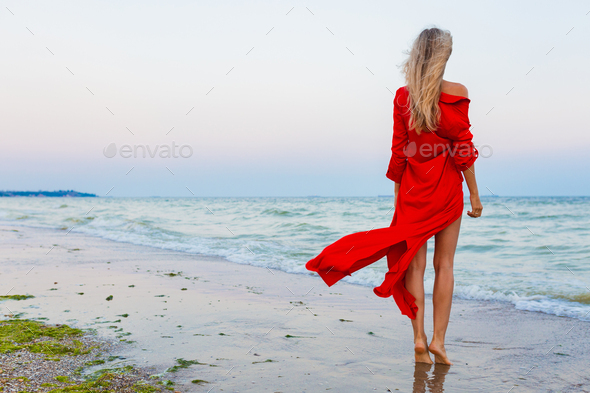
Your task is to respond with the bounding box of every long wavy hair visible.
[401,27,453,134]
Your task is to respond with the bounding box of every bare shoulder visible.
[441,80,469,98]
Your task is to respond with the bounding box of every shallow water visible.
[1,196,589,321]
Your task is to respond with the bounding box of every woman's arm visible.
[394,182,400,207]
[463,164,483,218]
[386,88,409,183]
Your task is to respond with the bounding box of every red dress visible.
[305,86,478,319]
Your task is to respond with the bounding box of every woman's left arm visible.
[386,89,409,183]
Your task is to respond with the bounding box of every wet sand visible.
[1,225,589,392]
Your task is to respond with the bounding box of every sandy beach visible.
[1,224,589,392]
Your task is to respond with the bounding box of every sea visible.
[1,196,589,321]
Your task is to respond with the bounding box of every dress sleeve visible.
[386,89,408,183]
[447,101,478,172]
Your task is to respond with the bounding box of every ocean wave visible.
[442,283,590,321]
[64,217,95,224]
[555,292,590,305]
[261,208,298,216]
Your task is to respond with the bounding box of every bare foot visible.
[414,340,433,364]
[428,341,452,365]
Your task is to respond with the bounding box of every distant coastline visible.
[0,190,96,197]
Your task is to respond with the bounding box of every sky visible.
[1,0,589,197]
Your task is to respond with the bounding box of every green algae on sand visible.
[166,358,207,373]
[0,319,173,392]
[0,319,83,354]
[0,294,34,301]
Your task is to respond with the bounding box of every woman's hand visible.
[467,193,483,218]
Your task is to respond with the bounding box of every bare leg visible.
[405,242,432,364]
[428,216,462,365]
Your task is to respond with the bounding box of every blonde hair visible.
[401,27,453,134]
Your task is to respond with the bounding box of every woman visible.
[306,27,483,365]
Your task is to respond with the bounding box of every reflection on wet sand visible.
[412,363,451,392]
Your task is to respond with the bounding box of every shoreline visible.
[5,219,588,324]
[1,224,589,391]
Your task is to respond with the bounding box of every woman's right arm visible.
[463,164,483,218]
[444,92,483,218]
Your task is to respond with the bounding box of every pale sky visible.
[1,0,589,197]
